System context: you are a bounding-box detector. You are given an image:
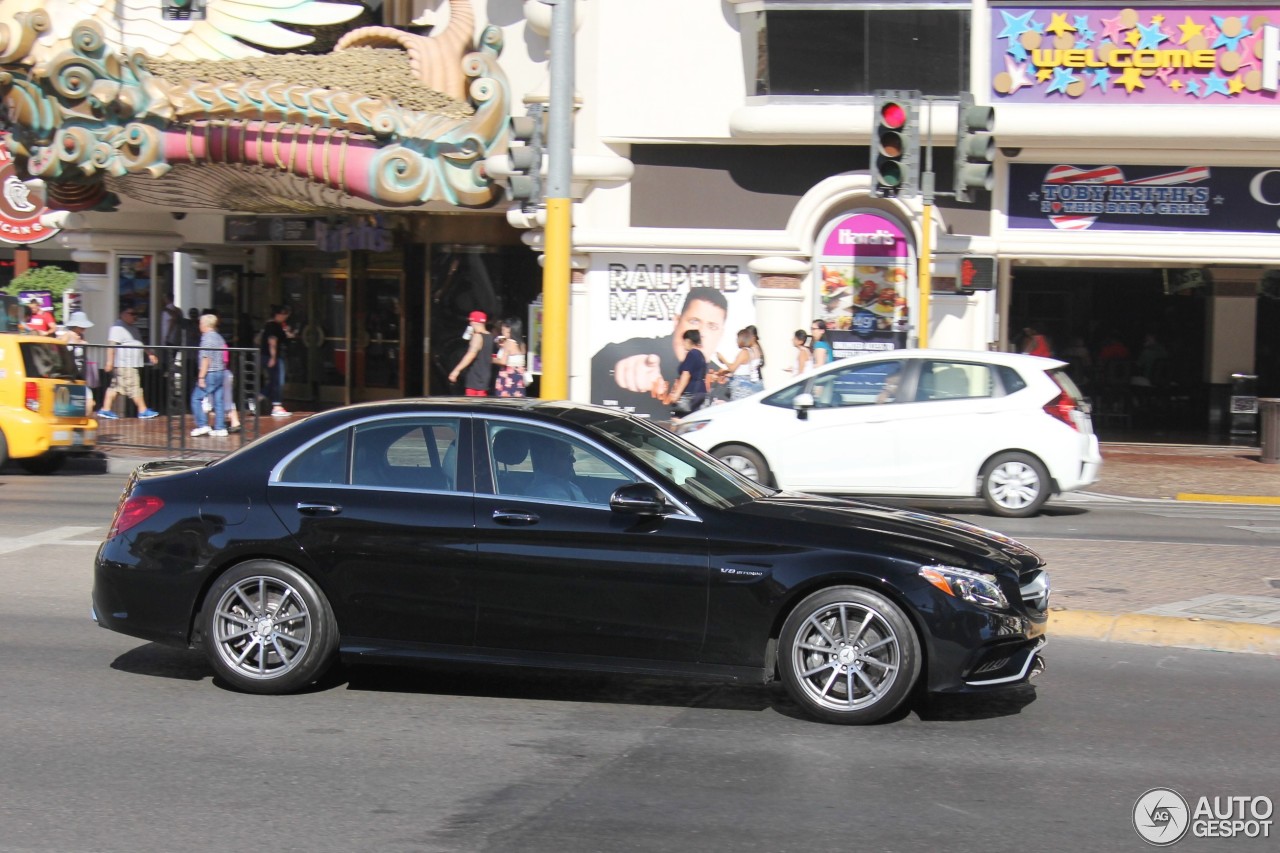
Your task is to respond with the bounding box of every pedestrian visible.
[59,310,96,384]
[717,327,765,400]
[219,326,243,434]
[493,316,528,397]
[160,293,183,346]
[23,296,57,337]
[662,328,709,417]
[1020,325,1052,358]
[448,310,492,396]
[258,304,293,417]
[811,319,833,367]
[97,305,160,419]
[786,329,812,376]
[189,313,228,437]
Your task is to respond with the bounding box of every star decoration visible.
[1170,79,1183,90]
[1154,66,1175,84]
[1003,56,1034,94]
[1125,28,1142,46]
[1211,16,1252,50]
[1029,19,1046,34]
[1228,76,1245,95]
[1151,14,1165,25]
[1116,66,1146,93]
[1177,16,1205,44]
[1029,192,1040,202]
[1048,67,1078,94]
[997,10,1037,41]
[1046,12,1076,37]
[1200,74,1231,97]
[1007,41,1029,62]
[1100,13,1130,43]
[1236,33,1259,68]
[1037,67,1054,83]
[1137,22,1170,49]
[1073,16,1094,40]
[1090,68,1111,89]
[1214,195,1224,205]
[1184,79,1202,96]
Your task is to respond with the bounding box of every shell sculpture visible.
[0,0,510,211]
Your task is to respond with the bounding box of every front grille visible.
[1019,569,1051,613]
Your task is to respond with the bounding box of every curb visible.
[1175,493,1280,505]
[1049,609,1280,655]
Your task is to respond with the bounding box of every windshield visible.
[579,411,775,509]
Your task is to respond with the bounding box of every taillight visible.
[1043,390,1079,430]
[109,495,164,537]
[24,381,39,412]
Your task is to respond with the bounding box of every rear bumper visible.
[1,411,97,458]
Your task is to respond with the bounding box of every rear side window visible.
[351,418,461,491]
[20,343,77,379]
[916,361,995,401]
[996,365,1026,395]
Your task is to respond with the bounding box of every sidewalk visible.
[65,434,1280,657]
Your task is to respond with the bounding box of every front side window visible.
[486,423,633,506]
[751,4,970,97]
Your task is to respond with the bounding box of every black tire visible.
[778,586,921,725]
[200,560,338,694]
[20,454,66,475]
[980,451,1050,517]
[713,443,772,486]
[0,429,8,468]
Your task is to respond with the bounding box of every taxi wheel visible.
[0,429,7,468]
[20,455,66,475]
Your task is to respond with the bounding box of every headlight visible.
[673,420,710,435]
[919,565,1010,610]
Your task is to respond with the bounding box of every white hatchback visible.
[675,349,1102,517]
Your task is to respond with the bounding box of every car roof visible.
[819,348,1066,370]
[301,397,634,423]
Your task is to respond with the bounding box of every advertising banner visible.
[0,134,57,245]
[814,212,913,357]
[1009,163,1280,232]
[989,5,1280,103]
[588,256,755,419]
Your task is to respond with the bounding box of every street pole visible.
[918,97,934,349]
[539,0,574,399]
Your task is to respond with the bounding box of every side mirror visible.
[794,392,814,420]
[610,482,671,516]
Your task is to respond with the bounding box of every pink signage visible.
[819,212,909,259]
[990,6,1280,103]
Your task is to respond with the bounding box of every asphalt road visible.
[1,467,1277,852]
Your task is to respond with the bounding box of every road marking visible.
[0,526,102,555]
[1176,493,1280,505]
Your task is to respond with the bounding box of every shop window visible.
[747,2,971,98]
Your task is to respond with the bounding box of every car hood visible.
[733,491,1044,573]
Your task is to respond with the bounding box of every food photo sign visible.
[814,212,913,356]
[990,5,1280,103]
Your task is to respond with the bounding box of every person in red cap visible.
[448,310,493,395]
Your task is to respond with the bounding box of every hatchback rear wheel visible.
[981,451,1050,517]
[201,561,337,694]
[778,586,920,725]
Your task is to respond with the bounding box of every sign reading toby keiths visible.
[1009,163,1280,232]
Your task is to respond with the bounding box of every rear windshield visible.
[1048,367,1084,401]
[20,342,79,379]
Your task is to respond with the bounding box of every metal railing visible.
[81,344,262,454]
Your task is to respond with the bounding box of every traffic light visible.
[870,90,920,198]
[506,106,545,212]
[954,94,995,203]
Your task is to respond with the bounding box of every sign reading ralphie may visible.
[990,5,1280,103]
[0,135,57,244]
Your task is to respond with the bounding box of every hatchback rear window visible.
[20,342,78,379]
[1048,367,1084,401]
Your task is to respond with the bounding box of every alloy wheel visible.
[987,460,1042,510]
[211,575,313,680]
[790,601,901,711]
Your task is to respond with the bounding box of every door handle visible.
[492,509,540,525]
[296,503,342,515]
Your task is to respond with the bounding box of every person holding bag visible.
[663,329,709,417]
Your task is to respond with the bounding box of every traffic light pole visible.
[540,0,574,399]
[918,98,936,349]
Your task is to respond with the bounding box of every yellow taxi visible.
[0,329,98,474]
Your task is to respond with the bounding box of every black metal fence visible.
[81,344,262,453]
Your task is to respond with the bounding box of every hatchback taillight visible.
[109,495,164,538]
[1043,390,1079,430]
[24,381,39,412]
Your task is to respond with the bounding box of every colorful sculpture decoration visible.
[0,0,510,211]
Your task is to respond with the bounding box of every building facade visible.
[3,0,1278,436]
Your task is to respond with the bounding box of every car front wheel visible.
[778,586,921,725]
[981,452,1050,517]
[20,454,66,475]
[201,561,338,694]
[712,443,771,486]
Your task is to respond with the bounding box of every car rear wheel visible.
[981,452,1050,517]
[778,586,921,725]
[201,561,338,694]
[20,454,66,475]
[713,444,771,486]
[0,429,8,468]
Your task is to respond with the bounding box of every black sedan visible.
[93,399,1049,724]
